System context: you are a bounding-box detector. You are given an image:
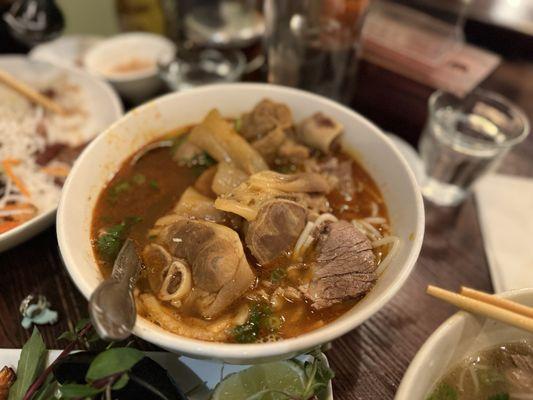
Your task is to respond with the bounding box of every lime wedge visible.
[212,360,306,400]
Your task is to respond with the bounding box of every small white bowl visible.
[57,83,424,364]
[84,32,175,102]
[396,288,533,399]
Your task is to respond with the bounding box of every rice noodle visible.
[292,221,314,261]
[458,366,468,392]
[370,201,378,217]
[292,213,338,261]
[373,236,400,276]
[364,217,387,225]
[469,366,480,395]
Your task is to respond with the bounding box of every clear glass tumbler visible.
[264,0,369,104]
[419,89,530,206]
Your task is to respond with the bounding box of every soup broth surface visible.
[91,104,395,343]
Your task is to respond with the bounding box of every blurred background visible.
[2,0,531,142]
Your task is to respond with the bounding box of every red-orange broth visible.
[91,124,390,343]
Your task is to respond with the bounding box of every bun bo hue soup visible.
[91,99,400,343]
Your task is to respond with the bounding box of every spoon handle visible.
[111,239,141,290]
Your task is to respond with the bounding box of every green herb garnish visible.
[488,394,509,400]
[8,328,47,400]
[427,383,458,400]
[170,134,188,156]
[149,179,159,190]
[189,152,216,176]
[233,302,276,343]
[275,163,297,174]
[107,181,131,203]
[234,118,242,132]
[270,268,287,284]
[96,217,141,262]
[132,173,146,185]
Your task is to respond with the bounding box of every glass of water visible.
[419,89,530,206]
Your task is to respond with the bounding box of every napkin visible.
[475,174,533,292]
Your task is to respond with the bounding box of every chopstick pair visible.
[0,68,68,115]
[427,285,533,333]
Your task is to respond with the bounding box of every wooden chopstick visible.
[427,285,533,333]
[0,68,67,115]
[460,286,533,319]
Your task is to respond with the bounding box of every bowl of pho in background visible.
[396,288,533,400]
[57,83,424,364]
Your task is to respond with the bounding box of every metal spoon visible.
[89,239,142,341]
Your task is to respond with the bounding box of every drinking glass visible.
[419,89,530,206]
[264,0,369,104]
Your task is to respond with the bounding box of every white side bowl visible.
[57,83,424,364]
[396,288,533,399]
[84,32,175,102]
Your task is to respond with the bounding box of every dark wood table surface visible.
[0,57,531,400]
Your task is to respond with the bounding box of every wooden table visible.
[0,59,531,399]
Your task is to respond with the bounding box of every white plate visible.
[0,55,123,252]
[0,350,333,399]
[29,35,103,70]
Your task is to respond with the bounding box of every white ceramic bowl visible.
[84,32,175,103]
[57,83,424,364]
[396,288,533,399]
[0,55,123,253]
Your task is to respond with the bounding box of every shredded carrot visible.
[41,165,70,177]
[0,203,33,211]
[0,220,22,234]
[2,159,30,198]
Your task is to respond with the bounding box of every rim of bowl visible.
[84,32,176,82]
[428,89,530,149]
[0,55,123,246]
[395,287,533,399]
[57,83,425,360]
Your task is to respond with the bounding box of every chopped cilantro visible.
[149,179,159,190]
[275,163,296,174]
[108,181,131,202]
[96,217,141,262]
[427,383,458,400]
[234,118,242,132]
[232,302,275,343]
[132,173,146,185]
[189,152,216,176]
[170,135,187,156]
[488,395,509,400]
[270,268,287,284]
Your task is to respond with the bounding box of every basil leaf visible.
[59,383,102,398]
[32,375,58,400]
[112,373,129,390]
[86,348,143,381]
[8,328,47,400]
[57,331,76,342]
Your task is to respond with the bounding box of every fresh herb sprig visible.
[232,302,279,343]
[7,317,191,400]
